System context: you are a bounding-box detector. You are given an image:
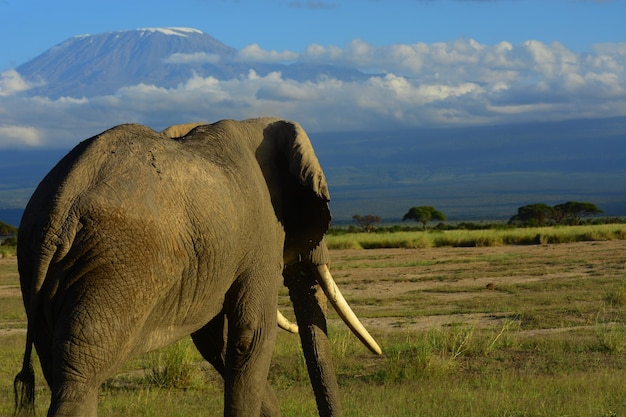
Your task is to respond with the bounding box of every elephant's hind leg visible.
[47,341,100,417]
[223,273,279,417]
[31,329,100,417]
[47,328,110,417]
[192,314,227,375]
[192,314,281,417]
[47,288,138,416]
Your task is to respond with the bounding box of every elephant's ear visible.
[262,120,331,262]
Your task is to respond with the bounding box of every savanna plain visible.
[1,225,625,416]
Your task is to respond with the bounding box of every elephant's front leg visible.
[224,277,278,417]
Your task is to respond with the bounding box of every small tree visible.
[508,203,554,226]
[510,201,604,226]
[552,201,603,225]
[0,220,17,236]
[402,206,446,230]
[352,214,382,232]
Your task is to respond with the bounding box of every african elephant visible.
[13,118,381,417]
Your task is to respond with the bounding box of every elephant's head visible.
[164,119,381,416]
[257,119,382,416]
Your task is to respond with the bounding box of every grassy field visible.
[1,226,625,416]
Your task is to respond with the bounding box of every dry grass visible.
[326,223,626,249]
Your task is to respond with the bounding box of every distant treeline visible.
[330,215,626,235]
[340,201,618,233]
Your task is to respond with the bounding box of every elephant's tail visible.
[13,329,36,417]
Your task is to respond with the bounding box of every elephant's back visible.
[21,124,165,234]
[18,124,221,270]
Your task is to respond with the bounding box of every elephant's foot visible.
[48,386,98,417]
[261,383,281,417]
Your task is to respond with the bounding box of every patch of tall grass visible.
[595,298,626,354]
[595,322,626,354]
[144,338,203,389]
[326,231,432,250]
[605,278,626,307]
[368,320,522,383]
[326,224,626,249]
[0,245,16,257]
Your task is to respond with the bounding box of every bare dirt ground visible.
[318,240,626,334]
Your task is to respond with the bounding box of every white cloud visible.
[592,42,626,56]
[257,78,321,101]
[304,43,343,61]
[520,40,580,78]
[364,74,480,106]
[0,124,43,147]
[0,38,624,148]
[164,52,221,64]
[237,44,298,63]
[486,102,557,115]
[0,70,36,96]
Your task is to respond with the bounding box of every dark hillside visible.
[0,118,624,225]
[312,117,626,221]
[0,149,67,226]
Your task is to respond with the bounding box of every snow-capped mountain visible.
[16,27,368,98]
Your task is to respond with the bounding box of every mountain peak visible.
[135,27,204,37]
[15,28,369,99]
[17,28,235,98]
[72,27,206,40]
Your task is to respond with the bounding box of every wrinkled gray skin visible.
[14,118,342,417]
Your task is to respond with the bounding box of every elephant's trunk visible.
[284,264,341,417]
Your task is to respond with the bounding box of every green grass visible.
[326,223,626,249]
[0,296,26,325]
[0,244,16,258]
[142,338,205,389]
[0,256,18,281]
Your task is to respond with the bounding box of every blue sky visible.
[1,0,624,71]
[0,0,625,148]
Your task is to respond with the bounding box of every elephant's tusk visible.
[315,265,383,355]
[277,310,299,334]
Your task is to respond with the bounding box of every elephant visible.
[13,118,382,417]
